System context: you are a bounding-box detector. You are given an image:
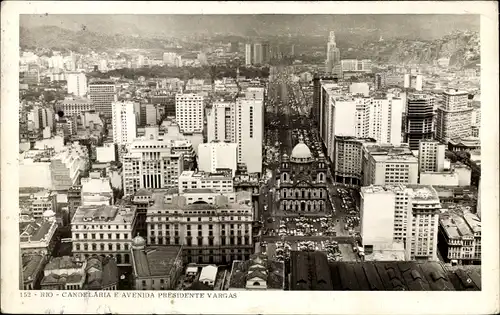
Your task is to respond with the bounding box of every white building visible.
[207,101,236,143]
[96,143,116,163]
[198,142,238,176]
[60,97,95,117]
[245,44,253,66]
[404,74,423,91]
[122,127,184,196]
[175,94,204,133]
[111,101,137,145]
[341,59,372,73]
[235,97,263,174]
[418,140,446,173]
[71,204,137,265]
[333,136,376,185]
[349,83,370,96]
[362,143,419,186]
[66,72,88,97]
[436,89,473,143]
[360,185,441,261]
[178,170,233,194]
[81,177,113,206]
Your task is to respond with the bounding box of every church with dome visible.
[278,136,328,214]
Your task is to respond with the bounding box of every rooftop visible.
[290,251,471,291]
[45,256,84,271]
[19,219,56,242]
[72,205,136,224]
[148,191,252,212]
[440,210,481,238]
[41,273,84,286]
[229,254,285,289]
[131,245,182,278]
[85,255,119,289]
[361,185,439,201]
[179,170,233,180]
[364,144,416,161]
[22,254,45,283]
[81,177,113,195]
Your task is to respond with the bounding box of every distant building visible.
[448,136,480,152]
[130,236,183,290]
[66,72,88,97]
[71,204,137,265]
[348,82,369,96]
[88,80,117,117]
[361,185,441,261]
[175,94,204,133]
[228,254,285,290]
[438,210,481,265]
[245,44,253,66]
[59,97,95,117]
[325,31,341,74]
[111,101,137,145]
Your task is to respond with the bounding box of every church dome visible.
[131,235,146,249]
[290,142,312,160]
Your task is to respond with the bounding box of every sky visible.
[20,14,480,39]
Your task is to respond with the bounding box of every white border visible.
[2,2,499,314]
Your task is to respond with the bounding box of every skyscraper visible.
[175,93,204,133]
[66,72,88,97]
[261,42,270,63]
[325,31,341,74]
[404,93,435,151]
[245,44,253,66]
[111,101,137,145]
[207,101,236,143]
[235,96,263,174]
[253,43,263,65]
[88,80,117,117]
[436,89,473,143]
[418,140,445,173]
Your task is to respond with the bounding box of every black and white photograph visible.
[1,1,499,314]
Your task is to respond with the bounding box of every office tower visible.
[207,101,236,143]
[418,140,445,173]
[88,80,117,117]
[436,89,473,143]
[325,31,341,74]
[235,96,263,174]
[245,44,253,65]
[374,73,386,90]
[360,185,441,261]
[28,106,55,133]
[145,190,253,264]
[198,142,238,175]
[175,93,204,133]
[111,101,137,145]
[261,42,270,63]
[122,127,184,196]
[362,143,419,186]
[404,93,435,151]
[333,136,376,185]
[253,43,263,65]
[66,72,88,97]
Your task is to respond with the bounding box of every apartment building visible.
[71,204,137,266]
[333,136,376,185]
[88,80,117,117]
[175,93,204,133]
[198,142,238,176]
[207,101,236,143]
[178,170,234,194]
[235,96,263,174]
[418,140,446,173]
[361,185,441,261]
[111,101,137,145]
[146,190,254,264]
[362,143,419,186]
[66,72,88,97]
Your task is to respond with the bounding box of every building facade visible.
[66,72,88,97]
[418,140,446,173]
[175,93,204,133]
[111,101,137,145]
[178,170,234,194]
[198,142,238,175]
[404,93,435,151]
[436,90,473,143]
[333,136,376,185]
[88,80,117,117]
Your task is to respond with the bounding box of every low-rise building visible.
[71,204,137,265]
[85,255,119,290]
[81,177,114,206]
[96,142,116,163]
[19,211,58,256]
[19,189,56,219]
[21,254,46,290]
[146,189,254,264]
[227,254,285,290]
[448,136,480,152]
[130,235,183,290]
[40,256,87,290]
[178,170,234,194]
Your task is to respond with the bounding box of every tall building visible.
[418,140,445,173]
[235,96,263,174]
[362,143,419,186]
[360,185,441,261]
[404,74,424,91]
[325,31,341,74]
[341,59,372,73]
[88,80,117,117]
[333,136,376,185]
[146,190,254,264]
[207,101,236,143]
[111,101,137,145]
[253,43,263,65]
[261,42,270,63]
[66,72,88,97]
[198,142,238,175]
[436,89,473,143]
[245,44,253,66]
[175,94,204,133]
[374,73,386,90]
[122,127,185,196]
[404,93,435,151]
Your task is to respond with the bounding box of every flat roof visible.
[72,205,136,224]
